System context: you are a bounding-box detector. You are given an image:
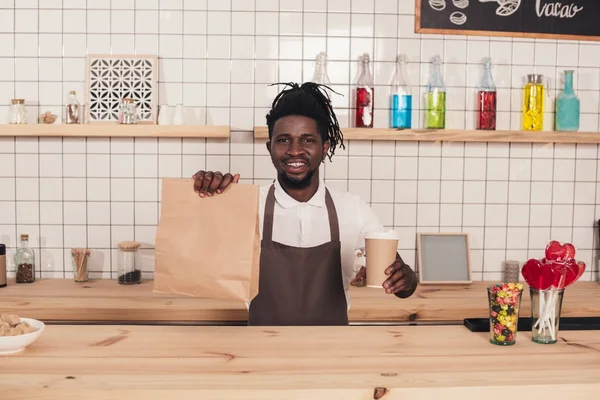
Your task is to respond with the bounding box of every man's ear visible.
[266,140,271,155]
[322,140,330,162]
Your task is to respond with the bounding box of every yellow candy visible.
[508,283,515,290]
[509,325,516,332]
[497,335,506,341]
[501,304,508,310]
[516,283,523,290]
[498,291,506,298]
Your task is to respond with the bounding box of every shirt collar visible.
[273,177,326,209]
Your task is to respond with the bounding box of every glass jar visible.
[530,288,564,344]
[10,99,27,124]
[119,98,138,124]
[72,248,90,283]
[117,241,141,285]
[65,90,82,124]
[15,234,35,283]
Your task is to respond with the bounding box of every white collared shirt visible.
[257,178,384,299]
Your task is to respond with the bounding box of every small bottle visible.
[65,90,81,124]
[119,98,138,124]
[9,99,27,124]
[312,52,331,85]
[390,54,412,129]
[0,243,6,288]
[15,234,35,284]
[555,70,580,132]
[477,57,497,130]
[522,74,549,131]
[355,53,375,128]
[426,55,446,129]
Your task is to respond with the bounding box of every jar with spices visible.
[117,241,141,284]
[65,90,81,124]
[0,244,6,288]
[15,234,35,284]
[10,99,27,124]
[119,98,138,124]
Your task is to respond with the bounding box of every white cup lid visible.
[365,230,398,240]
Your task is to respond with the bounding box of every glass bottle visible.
[65,90,81,124]
[522,74,549,131]
[477,57,497,130]
[426,55,446,129]
[390,54,412,129]
[119,98,138,124]
[555,70,580,132]
[355,53,375,128]
[312,52,331,85]
[117,241,141,285]
[9,99,27,124]
[15,234,35,284]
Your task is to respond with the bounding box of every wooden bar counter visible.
[1,279,599,324]
[1,325,599,399]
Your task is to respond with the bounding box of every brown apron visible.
[248,185,349,326]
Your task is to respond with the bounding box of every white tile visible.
[0,201,15,224]
[14,33,37,57]
[507,204,529,227]
[135,202,158,225]
[529,204,551,227]
[63,154,86,177]
[15,154,38,177]
[111,155,134,178]
[573,204,594,227]
[111,202,134,225]
[158,154,182,178]
[507,181,530,204]
[486,181,508,204]
[135,178,158,201]
[440,181,462,203]
[417,157,440,180]
[554,143,575,158]
[506,227,529,249]
[484,227,506,250]
[62,201,86,224]
[87,202,110,225]
[575,159,597,182]
[530,181,552,204]
[64,225,86,248]
[462,204,484,226]
[16,201,38,224]
[440,157,463,180]
[417,181,440,203]
[553,158,575,181]
[552,204,574,227]
[0,178,15,200]
[40,225,63,249]
[531,158,553,181]
[348,156,371,179]
[439,203,462,226]
[40,202,63,225]
[417,203,439,227]
[372,157,394,179]
[86,154,110,178]
[552,181,575,204]
[486,157,508,180]
[394,181,417,204]
[87,10,110,33]
[463,158,486,180]
[63,178,86,201]
[463,181,485,204]
[63,138,86,153]
[509,158,531,181]
[16,177,38,201]
[88,225,110,248]
[574,182,595,204]
[15,9,37,33]
[371,180,393,203]
[87,178,110,202]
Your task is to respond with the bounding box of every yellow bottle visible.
[522,74,548,131]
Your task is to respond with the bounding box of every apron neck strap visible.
[263,184,340,242]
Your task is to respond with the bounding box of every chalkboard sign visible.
[415,0,600,42]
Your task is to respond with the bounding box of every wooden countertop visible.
[2,279,599,324]
[1,325,599,399]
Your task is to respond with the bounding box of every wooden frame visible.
[84,54,159,125]
[416,232,472,285]
[414,0,600,42]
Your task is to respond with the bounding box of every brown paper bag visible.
[154,178,260,302]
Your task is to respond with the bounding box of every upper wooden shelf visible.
[253,126,600,144]
[0,124,230,138]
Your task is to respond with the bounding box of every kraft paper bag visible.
[154,178,260,302]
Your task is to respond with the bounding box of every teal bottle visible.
[555,70,580,132]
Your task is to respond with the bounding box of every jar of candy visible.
[10,99,27,124]
[119,98,138,124]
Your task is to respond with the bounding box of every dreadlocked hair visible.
[266,82,345,162]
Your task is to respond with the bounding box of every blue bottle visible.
[555,70,580,132]
[390,54,412,129]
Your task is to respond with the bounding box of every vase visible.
[555,70,580,132]
[530,288,564,344]
[487,284,523,346]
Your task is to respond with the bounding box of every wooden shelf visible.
[0,124,230,138]
[253,126,600,144]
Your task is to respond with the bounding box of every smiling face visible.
[267,115,330,189]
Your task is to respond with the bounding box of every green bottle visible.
[426,55,446,129]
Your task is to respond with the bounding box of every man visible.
[193,82,417,326]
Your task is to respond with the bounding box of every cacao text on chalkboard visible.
[415,0,600,41]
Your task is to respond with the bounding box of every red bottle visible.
[355,53,374,128]
[476,57,497,130]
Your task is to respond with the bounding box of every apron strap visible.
[263,184,341,243]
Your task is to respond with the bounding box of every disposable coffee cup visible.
[365,230,399,288]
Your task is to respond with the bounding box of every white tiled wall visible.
[0,0,599,282]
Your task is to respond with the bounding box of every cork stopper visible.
[118,241,141,252]
[20,234,28,241]
[11,99,24,104]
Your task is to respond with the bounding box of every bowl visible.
[0,318,45,355]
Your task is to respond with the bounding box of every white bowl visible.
[0,318,45,355]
